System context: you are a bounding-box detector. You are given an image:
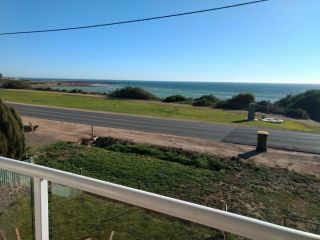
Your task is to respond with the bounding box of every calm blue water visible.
[27,78,320,103]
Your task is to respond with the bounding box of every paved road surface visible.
[10,103,320,155]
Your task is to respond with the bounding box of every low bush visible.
[93,136,130,147]
[163,95,186,103]
[70,89,83,94]
[193,95,219,107]
[215,100,227,109]
[0,80,31,89]
[207,158,225,171]
[283,108,309,119]
[216,93,255,110]
[109,87,156,100]
[256,101,285,115]
[256,101,309,119]
[275,90,320,121]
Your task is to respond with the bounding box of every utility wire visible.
[0,0,269,36]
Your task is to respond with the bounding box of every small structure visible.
[247,103,256,121]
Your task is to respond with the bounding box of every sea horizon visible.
[21,77,320,85]
[22,77,320,102]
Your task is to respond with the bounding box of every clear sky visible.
[0,0,319,83]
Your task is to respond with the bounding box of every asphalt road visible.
[10,103,320,155]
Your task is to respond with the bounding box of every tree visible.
[0,99,26,159]
[0,73,2,79]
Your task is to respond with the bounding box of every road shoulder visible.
[23,116,320,178]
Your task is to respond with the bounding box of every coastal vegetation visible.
[1,89,319,133]
[255,101,309,119]
[193,95,219,107]
[1,79,319,122]
[163,95,186,103]
[215,93,255,110]
[275,90,320,121]
[1,141,319,239]
[109,86,157,100]
[0,79,31,89]
[0,99,25,159]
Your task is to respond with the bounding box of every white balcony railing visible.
[0,156,320,240]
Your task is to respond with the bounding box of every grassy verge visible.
[0,192,217,240]
[1,142,319,239]
[34,143,320,224]
[1,89,320,132]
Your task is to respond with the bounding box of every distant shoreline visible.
[18,77,320,85]
[17,77,320,102]
[2,76,320,102]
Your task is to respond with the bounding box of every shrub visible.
[207,158,225,171]
[163,95,186,103]
[275,90,320,121]
[215,100,227,108]
[193,95,219,107]
[0,99,26,159]
[216,93,255,110]
[109,87,156,100]
[255,101,309,120]
[283,108,309,119]
[256,101,285,115]
[0,80,31,89]
[70,89,83,93]
[93,136,131,148]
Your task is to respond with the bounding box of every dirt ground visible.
[23,117,320,178]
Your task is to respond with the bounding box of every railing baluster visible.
[33,177,49,240]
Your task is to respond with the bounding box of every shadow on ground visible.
[238,150,262,160]
[232,119,250,123]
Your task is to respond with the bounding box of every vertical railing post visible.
[315,224,320,234]
[33,177,49,240]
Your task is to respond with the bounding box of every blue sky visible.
[1,0,319,83]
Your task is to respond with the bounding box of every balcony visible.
[0,156,319,240]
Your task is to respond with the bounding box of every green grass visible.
[0,192,217,240]
[1,89,319,132]
[0,190,34,240]
[92,137,226,170]
[37,143,320,225]
[1,142,319,239]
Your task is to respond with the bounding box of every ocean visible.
[27,78,320,103]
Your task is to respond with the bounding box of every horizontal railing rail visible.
[1,156,320,240]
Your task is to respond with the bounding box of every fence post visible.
[33,177,49,240]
